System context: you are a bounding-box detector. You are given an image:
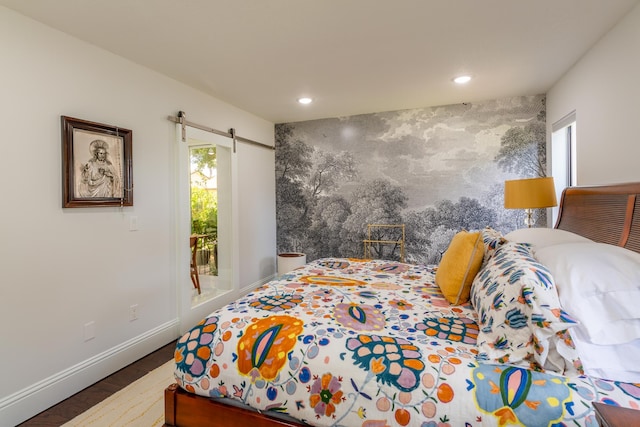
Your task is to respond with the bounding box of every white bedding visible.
[535,241,640,382]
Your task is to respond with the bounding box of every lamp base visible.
[524,208,535,228]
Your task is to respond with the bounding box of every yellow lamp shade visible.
[504,177,557,209]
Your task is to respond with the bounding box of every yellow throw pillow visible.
[435,230,484,305]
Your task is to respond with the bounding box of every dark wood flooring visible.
[17,340,177,427]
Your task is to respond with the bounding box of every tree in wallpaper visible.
[276,95,547,264]
[495,107,547,177]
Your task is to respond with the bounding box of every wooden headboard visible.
[554,182,640,254]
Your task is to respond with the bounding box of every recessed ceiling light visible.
[297,97,313,104]
[453,75,472,84]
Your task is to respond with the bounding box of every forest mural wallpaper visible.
[275,95,547,265]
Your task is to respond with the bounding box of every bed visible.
[165,182,640,427]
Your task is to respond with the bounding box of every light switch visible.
[129,216,138,231]
[84,321,95,341]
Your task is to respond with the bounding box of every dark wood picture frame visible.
[61,116,133,208]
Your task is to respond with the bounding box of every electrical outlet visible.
[84,321,95,341]
[129,304,138,321]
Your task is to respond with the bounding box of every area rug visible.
[62,361,174,426]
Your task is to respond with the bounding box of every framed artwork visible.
[61,116,133,208]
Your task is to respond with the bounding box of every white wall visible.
[0,7,276,426]
[547,2,640,185]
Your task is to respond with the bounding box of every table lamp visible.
[504,177,557,228]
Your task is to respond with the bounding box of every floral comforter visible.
[173,258,640,427]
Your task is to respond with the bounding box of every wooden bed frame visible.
[554,182,640,253]
[164,182,640,427]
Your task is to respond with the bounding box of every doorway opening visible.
[183,134,233,310]
[189,145,219,303]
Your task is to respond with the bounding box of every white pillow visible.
[569,328,640,383]
[535,242,640,346]
[504,227,592,249]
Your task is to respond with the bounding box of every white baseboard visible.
[0,319,179,427]
[239,274,276,296]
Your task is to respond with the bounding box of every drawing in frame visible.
[61,116,133,208]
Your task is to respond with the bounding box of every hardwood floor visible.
[18,340,177,427]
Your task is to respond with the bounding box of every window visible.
[551,112,576,224]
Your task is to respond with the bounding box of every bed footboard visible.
[164,383,308,427]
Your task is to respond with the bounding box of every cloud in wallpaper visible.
[276,95,547,265]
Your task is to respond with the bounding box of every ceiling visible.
[2,0,638,123]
